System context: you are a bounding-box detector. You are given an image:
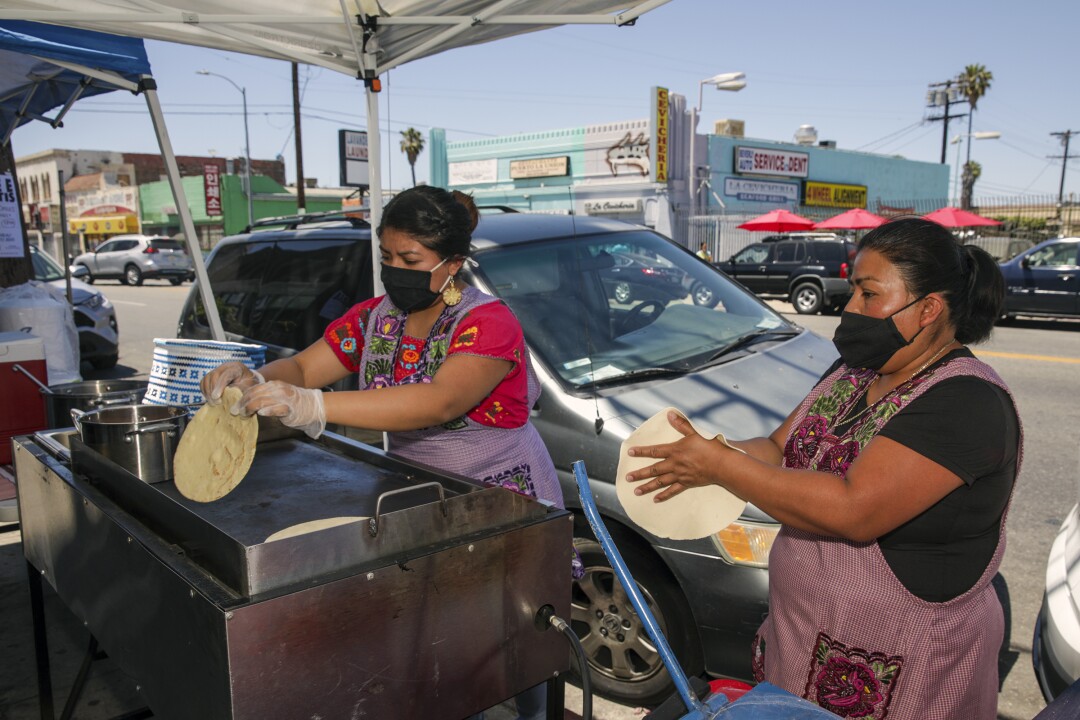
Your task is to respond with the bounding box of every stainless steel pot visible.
[71,404,189,484]
[42,379,149,429]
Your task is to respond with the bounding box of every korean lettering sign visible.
[204,164,222,217]
[735,146,809,178]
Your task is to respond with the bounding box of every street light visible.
[196,70,253,227]
[950,131,1001,205]
[690,72,746,212]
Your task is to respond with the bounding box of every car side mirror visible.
[1020,256,1030,269]
[70,265,89,279]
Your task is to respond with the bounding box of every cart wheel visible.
[569,537,703,708]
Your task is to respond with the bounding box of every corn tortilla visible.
[174,386,258,502]
[615,407,747,540]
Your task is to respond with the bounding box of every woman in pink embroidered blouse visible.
[624,218,1022,720]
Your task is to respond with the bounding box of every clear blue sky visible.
[12,0,1080,202]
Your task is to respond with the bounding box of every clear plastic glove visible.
[201,361,265,405]
[236,381,326,439]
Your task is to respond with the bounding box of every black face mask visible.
[832,296,925,370]
[380,258,449,313]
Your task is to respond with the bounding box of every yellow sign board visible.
[804,181,867,208]
[509,156,569,179]
[68,214,138,235]
[651,86,669,183]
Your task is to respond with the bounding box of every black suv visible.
[178,211,837,706]
[721,232,857,315]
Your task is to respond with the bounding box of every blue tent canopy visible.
[0,21,151,145]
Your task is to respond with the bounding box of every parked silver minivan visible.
[178,211,838,707]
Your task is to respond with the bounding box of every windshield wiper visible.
[699,328,801,367]
[575,366,688,391]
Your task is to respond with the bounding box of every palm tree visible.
[961,161,982,212]
[399,128,425,187]
[958,64,993,208]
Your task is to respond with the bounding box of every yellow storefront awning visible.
[69,214,139,235]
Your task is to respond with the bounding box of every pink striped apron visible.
[753,357,1022,720]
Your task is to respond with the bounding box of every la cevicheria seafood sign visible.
[736,146,809,178]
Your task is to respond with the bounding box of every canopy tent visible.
[813,207,887,231]
[0,0,672,289]
[737,209,816,233]
[922,206,1002,228]
[0,20,226,338]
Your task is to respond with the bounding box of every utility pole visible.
[1050,130,1078,215]
[925,79,968,164]
[291,63,306,212]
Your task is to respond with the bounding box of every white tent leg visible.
[142,77,225,341]
[366,83,384,295]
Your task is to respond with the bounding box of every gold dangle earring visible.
[442,274,462,306]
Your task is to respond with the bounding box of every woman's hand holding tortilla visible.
[237,381,327,439]
[201,361,264,405]
[626,410,739,502]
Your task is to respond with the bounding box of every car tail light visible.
[839,261,849,279]
[641,268,658,276]
[143,245,159,254]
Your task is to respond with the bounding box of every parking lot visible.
[3,282,1079,719]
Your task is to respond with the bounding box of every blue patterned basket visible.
[143,338,266,407]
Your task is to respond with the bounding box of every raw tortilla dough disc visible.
[616,407,747,541]
[174,386,258,502]
[264,516,368,543]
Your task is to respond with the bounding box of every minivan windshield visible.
[472,230,795,388]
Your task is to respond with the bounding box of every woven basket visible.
[143,338,266,407]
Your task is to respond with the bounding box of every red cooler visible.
[0,331,48,465]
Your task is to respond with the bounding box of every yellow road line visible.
[975,350,1080,364]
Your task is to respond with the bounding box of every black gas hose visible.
[535,604,591,720]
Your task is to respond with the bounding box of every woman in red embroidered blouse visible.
[201,186,563,510]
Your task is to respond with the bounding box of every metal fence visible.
[671,193,1078,263]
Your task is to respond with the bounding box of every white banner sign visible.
[0,173,25,258]
[735,146,809,178]
[723,178,800,204]
[448,158,498,185]
[584,198,643,215]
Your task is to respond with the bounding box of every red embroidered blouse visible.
[323,296,531,428]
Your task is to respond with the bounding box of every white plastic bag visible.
[0,280,81,384]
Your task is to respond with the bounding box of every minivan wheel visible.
[124,264,144,286]
[791,282,824,315]
[78,264,94,284]
[570,538,703,707]
[614,281,633,304]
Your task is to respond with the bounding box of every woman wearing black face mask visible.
[625,217,1022,720]
[201,186,571,720]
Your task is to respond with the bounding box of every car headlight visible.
[712,520,780,568]
[80,294,103,309]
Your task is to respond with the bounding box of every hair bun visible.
[450,190,480,232]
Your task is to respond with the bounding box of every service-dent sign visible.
[736,146,809,178]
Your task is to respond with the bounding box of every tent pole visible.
[141,76,225,341]
[366,83,384,295]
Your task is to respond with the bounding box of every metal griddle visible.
[15,428,572,719]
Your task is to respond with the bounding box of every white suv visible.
[73,234,194,286]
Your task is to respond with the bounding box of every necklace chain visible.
[837,340,956,427]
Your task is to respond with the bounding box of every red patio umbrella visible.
[922,207,1002,228]
[813,208,887,230]
[737,209,816,232]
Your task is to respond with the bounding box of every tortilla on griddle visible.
[174,386,258,502]
[264,516,368,542]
